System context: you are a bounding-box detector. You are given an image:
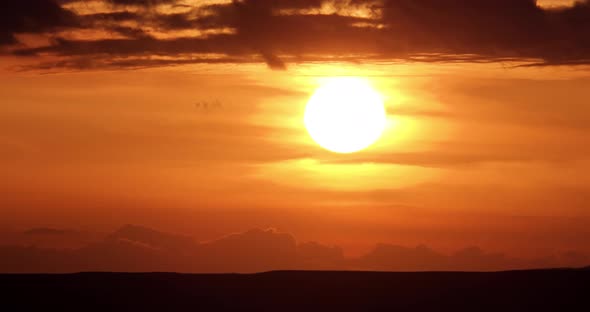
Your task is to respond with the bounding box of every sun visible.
[304,77,387,153]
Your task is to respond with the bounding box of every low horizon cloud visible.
[1,224,587,273]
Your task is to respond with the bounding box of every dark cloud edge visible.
[2,0,590,71]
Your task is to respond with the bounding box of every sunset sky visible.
[1,0,590,268]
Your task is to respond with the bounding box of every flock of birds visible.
[194,100,224,112]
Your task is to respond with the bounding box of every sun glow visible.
[304,77,387,153]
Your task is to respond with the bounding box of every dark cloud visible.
[19,55,255,71]
[16,35,244,56]
[4,0,590,69]
[0,0,77,45]
[81,12,139,23]
[0,226,300,273]
[379,0,546,54]
[106,0,178,6]
[0,225,587,273]
[0,227,100,250]
[106,224,195,251]
[297,241,346,270]
[199,228,298,272]
[375,0,590,65]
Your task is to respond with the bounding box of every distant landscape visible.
[2,270,589,311]
[1,225,588,273]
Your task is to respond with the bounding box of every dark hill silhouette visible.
[1,270,589,311]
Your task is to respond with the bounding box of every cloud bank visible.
[2,0,590,70]
[1,225,587,273]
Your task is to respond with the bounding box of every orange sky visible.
[1,0,590,263]
[2,60,589,258]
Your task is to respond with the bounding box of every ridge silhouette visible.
[1,270,589,311]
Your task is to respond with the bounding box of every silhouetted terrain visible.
[2,269,588,311]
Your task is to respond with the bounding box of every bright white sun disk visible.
[304,77,387,153]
